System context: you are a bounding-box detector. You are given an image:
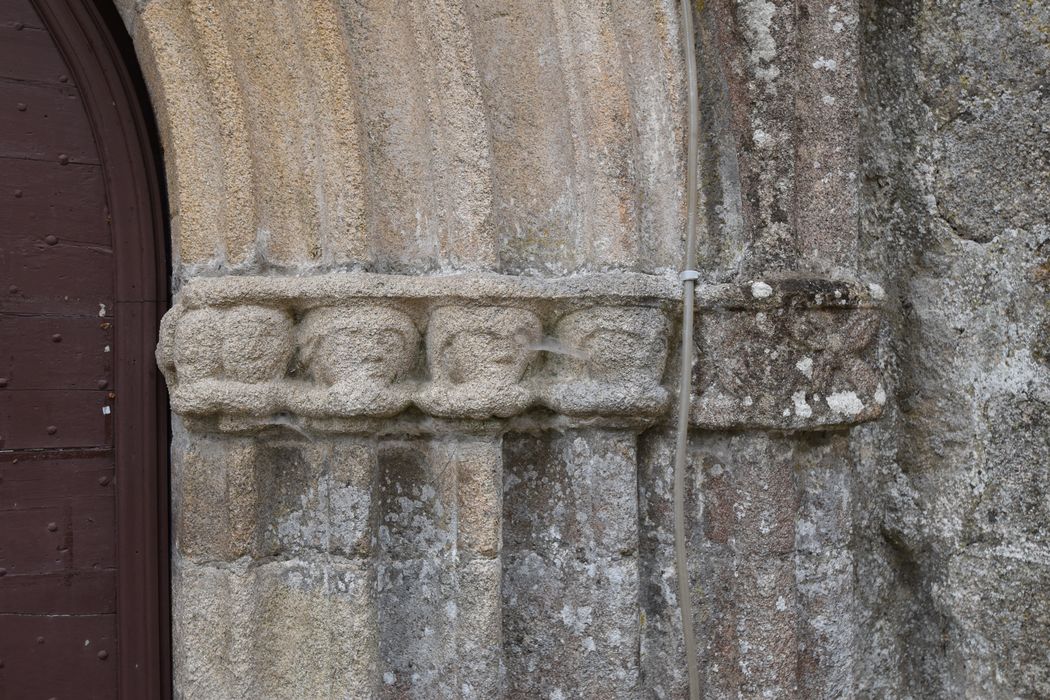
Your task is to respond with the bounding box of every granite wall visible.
[856,1,1050,696]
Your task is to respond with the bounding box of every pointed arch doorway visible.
[0,1,170,697]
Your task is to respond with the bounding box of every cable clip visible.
[678,269,700,283]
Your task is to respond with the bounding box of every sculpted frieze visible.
[157,273,677,433]
[157,273,885,434]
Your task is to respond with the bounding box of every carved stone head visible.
[427,306,541,387]
[298,306,419,386]
[551,307,668,384]
[174,305,293,384]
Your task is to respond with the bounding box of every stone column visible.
[374,435,505,698]
[157,273,676,699]
[658,1,880,697]
[503,429,643,697]
[248,438,381,700]
[169,433,381,700]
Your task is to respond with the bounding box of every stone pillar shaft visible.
[157,273,674,698]
[683,1,872,697]
[171,435,381,699]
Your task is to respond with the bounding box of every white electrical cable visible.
[675,1,701,699]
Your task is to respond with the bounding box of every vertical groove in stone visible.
[502,430,642,697]
[464,0,579,275]
[375,437,505,698]
[171,434,259,564]
[243,440,381,699]
[552,0,640,270]
[135,0,226,266]
[171,437,382,698]
[133,0,688,275]
[326,439,382,699]
[170,435,260,698]
[700,0,862,277]
[690,433,801,699]
[170,558,247,699]
[184,0,256,266]
[795,0,860,274]
[376,440,456,696]
[794,435,858,699]
[296,0,371,267]
[343,0,441,273]
[707,0,799,275]
[445,438,505,696]
[693,1,748,277]
[549,0,595,273]
[408,0,497,271]
[637,429,698,698]
[611,0,688,273]
[220,0,321,265]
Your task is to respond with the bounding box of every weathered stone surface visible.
[858,0,1050,696]
[375,438,506,698]
[542,306,671,417]
[172,435,259,561]
[126,0,1049,696]
[171,437,381,698]
[122,0,687,275]
[172,555,378,700]
[374,440,456,697]
[690,434,801,699]
[419,306,541,419]
[692,278,884,430]
[160,272,887,436]
[503,430,641,698]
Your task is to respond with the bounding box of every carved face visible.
[553,307,668,382]
[427,306,541,385]
[173,305,293,383]
[173,308,223,383]
[221,306,295,382]
[299,306,418,386]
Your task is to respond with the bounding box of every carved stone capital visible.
[157,273,675,434]
[539,307,670,417]
[417,306,541,419]
[691,277,885,430]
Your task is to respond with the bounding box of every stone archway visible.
[115,1,888,698]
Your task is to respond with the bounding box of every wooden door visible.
[0,1,168,697]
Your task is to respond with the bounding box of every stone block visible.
[693,278,884,430]
[250,557,378,699]
[174,437,259,561]
[171,558,254,700]
[503,429,640,697]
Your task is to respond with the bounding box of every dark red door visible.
[0,1,168,697]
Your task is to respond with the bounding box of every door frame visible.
[30,1,170,696]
